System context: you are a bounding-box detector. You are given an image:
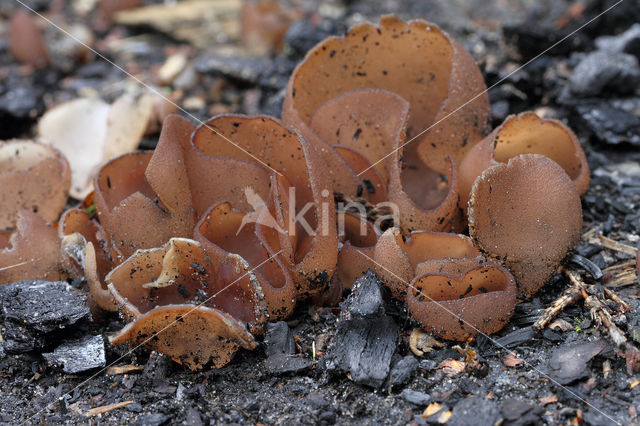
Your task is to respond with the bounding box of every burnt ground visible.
[1,0,640,424]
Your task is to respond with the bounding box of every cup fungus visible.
[106,238,260,369]
[0,140,71,230]
[0,211,63,284]
[459,112,590,207]
[372,227,483,300]
[333,211,380,290]
[407,264,517,340]
[186,114,337,299]
[468,154,583,296]
[76,114,336,366]
[59,207,121,311]
[0,14,595,366]
[283,15,490,198]
[312,89,461,234]
[368,227,517,339]
[278,16,587,342]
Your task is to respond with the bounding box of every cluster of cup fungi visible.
[0,16,592,369]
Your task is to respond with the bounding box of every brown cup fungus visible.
[0,140,70,284]
[407,264,517,340]
[106,238,260,369]
[0,14,595,365]
[0,211,63,284]
[283,15,490,201]
[368,227,517,339]
[372,227,482,300]
[59,207,121,311]
[334,212,380,290]
[0,140,71,230]
[459,112,590,207]
[468,154,583,296]
[80,114,336,367]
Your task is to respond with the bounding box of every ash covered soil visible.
[1,0,640,425]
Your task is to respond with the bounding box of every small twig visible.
[599,236,638,257]
[86,401,133,417]
[603,261,637,273]
[105,364,143,375]
[593,307,627,347]
[533,272,584,330]
[603,269,638,288]
[602,287,633,312]
[581,227,598,241]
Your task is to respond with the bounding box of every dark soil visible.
[1,0,640,425]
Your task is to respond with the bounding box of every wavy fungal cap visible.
[0,140,70,230]
[107,238,262,369]
[283,14,490,182]
[468,154,582,296]
[0,211,63,284]
[458,112,589,207]
[372,227,482,300]
[407,264,517,340]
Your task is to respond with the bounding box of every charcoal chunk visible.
[194,56,269,84]
[449,396,501,426]
[185,407,204,426]
[500,398,543,426]
[258,56,296,90]
[324,270,399,388]
[494,326,535,348]
[1,323,45,353]
[263,321,295,357]
[284,20,338,58]
[134,413,169,426]
[401,389,431,406]
[575,103,640,146]
[0,281,91,354]
[390,355,419,387]
[569,51,640,97]
[0,84,45,138]
[265,353,312,375]
[340,269,385,319]
[596,23,640,58]
[549,339,608,385]
[500,398,533,421]
[0,85,44,120]
[43,335,105,374]
[0,281,90,333]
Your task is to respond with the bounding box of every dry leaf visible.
[410,327,444,356]
[539,394,558,405]
[423,403,444,418]
[38,93,154,198]
[438,359,466,377]
[86,401,133,417]
[549,319,572,331]
[502,351,524,367]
